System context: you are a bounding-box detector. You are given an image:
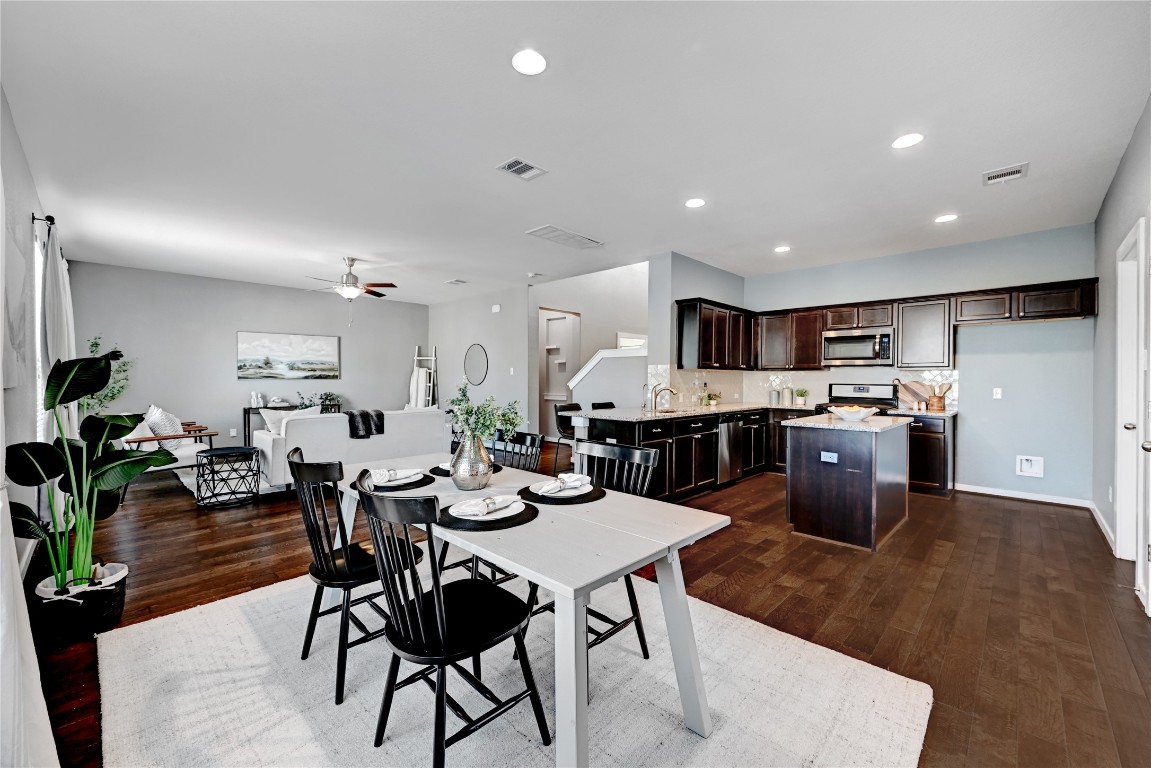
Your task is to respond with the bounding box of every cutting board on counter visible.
[893,378,933,406]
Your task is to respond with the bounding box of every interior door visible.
[538,308,581,438]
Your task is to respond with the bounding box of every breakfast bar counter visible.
[783,414,912,551]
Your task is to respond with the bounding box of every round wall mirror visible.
[464,343,488,386]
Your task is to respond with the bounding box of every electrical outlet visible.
[229,428,237,437]
[1016,455,1044,477]
[992,388,1002,399]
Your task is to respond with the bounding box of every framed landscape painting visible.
[237,331,340,380]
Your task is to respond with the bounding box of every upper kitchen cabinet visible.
[954,292,1013,323]
[824,303,894,330]
[756,310,823,370]
[1014,281,1097,320]
[677,300,753,370]
[896,298,952,369]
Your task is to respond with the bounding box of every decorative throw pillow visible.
[144,405,183,451]
[121,419,156,452]
[260,408,291,436]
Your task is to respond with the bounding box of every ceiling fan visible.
[308,257,396,301]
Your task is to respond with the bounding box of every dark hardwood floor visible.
[31,445,1151,767]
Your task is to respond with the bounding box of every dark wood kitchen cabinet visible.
[907,415,953,496]
[1015,283,1095,320]
[641,435,674,500]
[767,409,807,473]
[896,299,953,369]
[756,311,823,370]
[954,293,1012,323]
[677,300,752,370]
[741,410,769,473]
[824,303,893,330]
[672,424,718,497]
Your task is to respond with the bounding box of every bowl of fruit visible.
[827,405,879,421]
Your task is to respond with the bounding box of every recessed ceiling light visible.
[512,49,547,76]
[934,213,958,223]
[891,133,924,149]
[684,198,706,208]
[774,245,791,254]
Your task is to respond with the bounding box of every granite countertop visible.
[782,414,914,433]
[571,402,818,423]
[887,408,958,418]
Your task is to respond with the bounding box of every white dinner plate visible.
[528,480,594,498]
[447,500,525,520]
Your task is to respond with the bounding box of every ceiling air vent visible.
[498,157,548,181]
[982,162,1029,186]
[525,224,604,250]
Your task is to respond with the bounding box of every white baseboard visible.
[954,483,1116,553]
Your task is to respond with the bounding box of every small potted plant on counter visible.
[795,388,809,406]
[7,351,178,646]
[447,381,522,490]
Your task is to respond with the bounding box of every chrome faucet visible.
[651,386,678,412]
[642,383,651,412]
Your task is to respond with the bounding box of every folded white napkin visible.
[369,468,421,485]
[537,473,591,496]
[450,495,520,517]
[438,462,452,470]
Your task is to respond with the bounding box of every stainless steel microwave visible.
[821,327,894,366]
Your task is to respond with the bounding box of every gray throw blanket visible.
[345,409,386,439]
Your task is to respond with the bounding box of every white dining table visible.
[330,452,730,768]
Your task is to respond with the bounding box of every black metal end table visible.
[196,447,260,508]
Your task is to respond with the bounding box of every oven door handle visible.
[873,336,880,357]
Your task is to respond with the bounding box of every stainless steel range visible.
[813,383,900,414]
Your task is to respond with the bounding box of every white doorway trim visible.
[1114,215,1149,615]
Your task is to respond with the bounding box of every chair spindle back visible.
[287,447,355,579]
[573,440,659,497]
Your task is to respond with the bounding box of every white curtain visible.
[0,171,62,767]
[42,225,76,439]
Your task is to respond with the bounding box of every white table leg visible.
[320,491,361,611]
[554,592,589,767]
[654,549,713,738]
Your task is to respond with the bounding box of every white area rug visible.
[99,568,932,767]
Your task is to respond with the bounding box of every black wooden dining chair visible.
[491,430,544,472]
[552,402,583,474]
[526,441,659,680]
[590,401,616,410]
[288,447,423,705]
[354,474,551,767]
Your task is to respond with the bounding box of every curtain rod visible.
[32,213,55,227]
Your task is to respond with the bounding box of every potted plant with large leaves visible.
[6,351,177,645]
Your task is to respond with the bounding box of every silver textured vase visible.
[450,432,493,490]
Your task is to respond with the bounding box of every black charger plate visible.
[437,501,538,531]
[517,485,606,505]
[371,473,436,491]
[429,464,503,478]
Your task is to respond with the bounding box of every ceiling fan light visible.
[334,284,365,300]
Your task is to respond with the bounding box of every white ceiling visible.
[2,1,1148,305]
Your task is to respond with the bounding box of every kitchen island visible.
[783,414,912,551]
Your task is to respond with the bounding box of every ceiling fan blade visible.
[307,276,338,283]
[306,286,337,293]
[362,282,397,288]
[364,289,387,298]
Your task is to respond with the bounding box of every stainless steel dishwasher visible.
[718,413,744,483]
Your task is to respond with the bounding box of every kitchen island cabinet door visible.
[642,437,674,500]
[896,299,953,369]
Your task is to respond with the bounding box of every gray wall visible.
[70,262,428,447]
[648,251,746,369]
[527,262,648,430]
[1093,92,1151,540]
[740,225,1097,501]
[2,87,45,507]
[428,286,530,423]
[743,224,1096,311]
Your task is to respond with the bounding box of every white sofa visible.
[253,410,449,486]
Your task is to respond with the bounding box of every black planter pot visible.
[31,564,128,648]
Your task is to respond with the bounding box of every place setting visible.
[518,472,606,505]
[429,461,503,477]
[366,467,436,491]
[437,493,539,531]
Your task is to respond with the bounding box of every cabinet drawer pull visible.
[693,434,702,440]
[690,422,704,427]
[650,428,662,433]
[911,422,923,426]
